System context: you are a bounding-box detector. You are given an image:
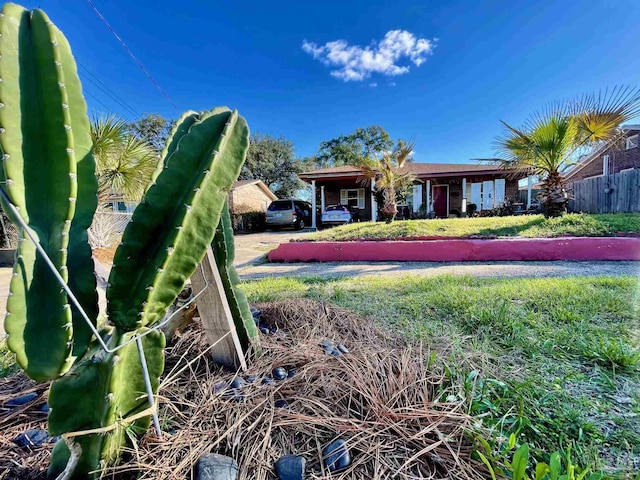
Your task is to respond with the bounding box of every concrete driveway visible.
[233,229,313,268]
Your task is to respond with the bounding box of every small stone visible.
[260,326,270,335]
[245,375,258,384]
[274,454,306,480]
[286,367,297,378]
[196,453,239,480]
[262,377,275,386]
[213,382,228,394]
[250,306,262,319]
[329,348,342,357]
[322,439,351,472]
[230,377,247,389]
[337,344,349,354]
[272,367,288,380]
[13,429,49,448]
[320,340,333,349]
[39,403,50,413]
[270,325,279,334]
[5,392,38,407]
[274,399,288,408]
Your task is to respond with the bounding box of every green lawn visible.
[244,275,640,477]
[309,213,640,241]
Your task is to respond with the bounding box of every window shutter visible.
[340,189,347,205]
[358,189,365,208]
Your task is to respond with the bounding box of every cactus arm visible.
[212,201,259,351]
[56,19,99,359]
[146,110,198,192]
[107,108,250,330]
[0,5,80,380]
[48,329,165,478]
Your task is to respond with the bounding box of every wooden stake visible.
[191,246,247,370]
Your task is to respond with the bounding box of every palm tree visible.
[358,141,415,223]
[91,116,158,205]
[489,87,640,217]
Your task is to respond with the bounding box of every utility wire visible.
[78,61,141,118]
[85,0,179,111]
[83,88,116,117]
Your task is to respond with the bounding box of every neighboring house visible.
[299,163,526,224]
[229,179,277,214]
[103,193,137,214]
[564,125,640,182]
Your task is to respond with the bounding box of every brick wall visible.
[229,185,273,213]
[566,130,640,182]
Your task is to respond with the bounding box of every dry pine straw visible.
[1,299,490,480]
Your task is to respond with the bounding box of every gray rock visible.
[230,377,247,389]
[272,367,288,380]
[337,344,349,354]
[196,453,238,480]
[275,454,305,480]
[13,429,50,448]
[322,439,350,472]
[6,392,38,407]
[274,399,288,408]
[262,377,275,386]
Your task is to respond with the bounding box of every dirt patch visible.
[1,299,487,479]
[93,246,117,266]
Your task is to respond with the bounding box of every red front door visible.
[432,185,448,217]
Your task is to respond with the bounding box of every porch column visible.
[371,178,377,221]
[320,185,325,213]
[311,180,317,229]
[461,177,467,214]
[526,176,532,208]
[426,180,431,213]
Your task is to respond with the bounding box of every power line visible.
[78,62,141,118]
[85,0,179,111]
[83,88,116,117]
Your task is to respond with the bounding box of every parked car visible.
[321,205,356,227]
[265,199,312,230]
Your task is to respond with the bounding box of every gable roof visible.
[564,125,640,182]
[231,179,278,200]
[299,162,516,181]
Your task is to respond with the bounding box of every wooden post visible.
[191,246,247,371]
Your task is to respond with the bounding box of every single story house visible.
[564,125,640,182]
[299,163,528,226]
[228,179,277,214]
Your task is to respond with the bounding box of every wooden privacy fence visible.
[568,169,640,213]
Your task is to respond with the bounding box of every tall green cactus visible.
[0,3,97,381]
[0,4,258,478]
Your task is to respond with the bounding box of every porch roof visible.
[298,162,522,183]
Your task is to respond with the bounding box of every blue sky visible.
[26,0,640,164]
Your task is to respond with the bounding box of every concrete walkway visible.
[237,260,640,280]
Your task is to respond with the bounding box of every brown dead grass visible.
[0,299,489,480]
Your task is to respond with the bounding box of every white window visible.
[340,188,365,209]
[626,134,638,150]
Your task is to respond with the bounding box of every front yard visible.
[244,275,640,477]
[309,213,640,241]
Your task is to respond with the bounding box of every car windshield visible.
[268,201,293,211]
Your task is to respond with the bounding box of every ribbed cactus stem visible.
[0,3,97,380]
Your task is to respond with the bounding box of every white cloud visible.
[369,83,378,88]
[389,82,397,86]
[302,30,434,82]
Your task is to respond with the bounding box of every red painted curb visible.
[268,238,640,262]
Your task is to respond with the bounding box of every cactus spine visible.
[0,4,259,478]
